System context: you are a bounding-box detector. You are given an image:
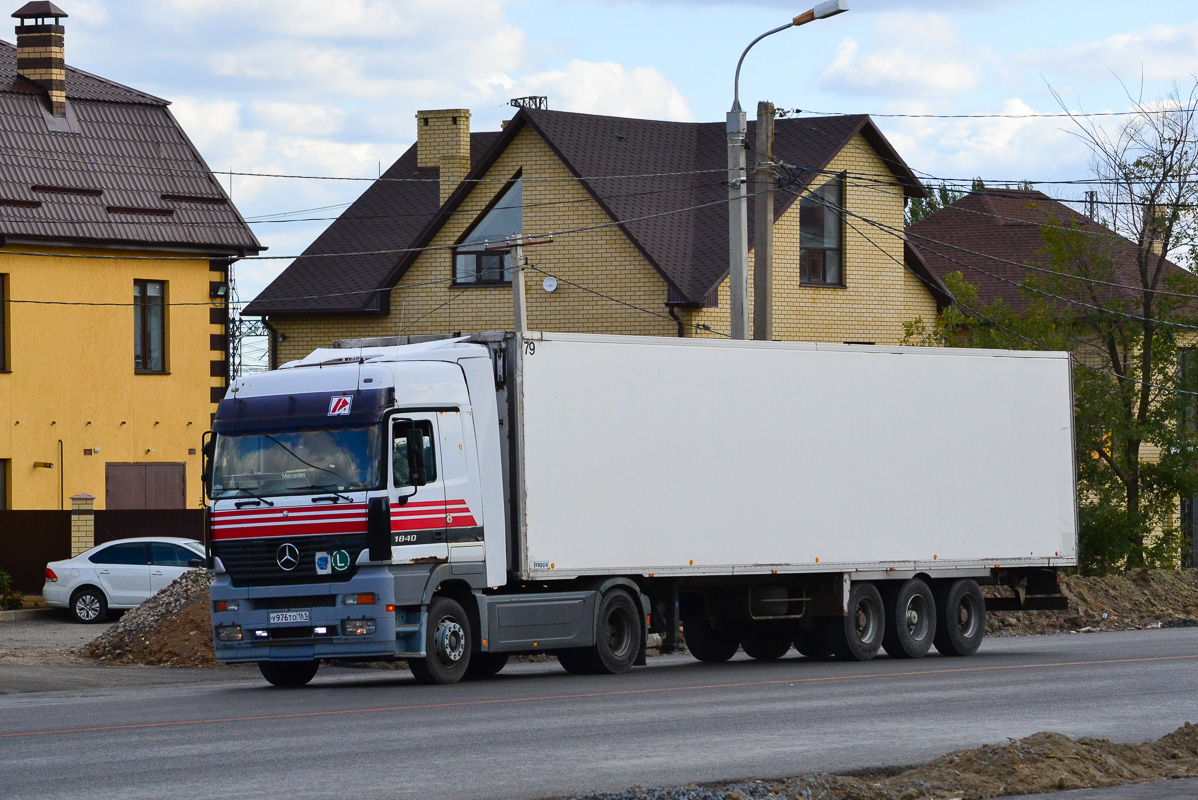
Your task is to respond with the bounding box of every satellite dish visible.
[542,277,558,293]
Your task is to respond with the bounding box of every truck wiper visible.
[311,486,353,503]
[229,487,275,508]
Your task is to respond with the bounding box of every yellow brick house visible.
[0,2,262,511]
[245,106,948,364]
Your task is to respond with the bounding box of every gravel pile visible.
[987,569,1198,637]
[81,569,215,667]
[563,723,1198,800]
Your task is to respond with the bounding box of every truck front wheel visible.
[258,660,319,687]
[826,582,885,661]
[410,596,472,684]
[933,579,985,657]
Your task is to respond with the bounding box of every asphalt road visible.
[3,629,1198,800]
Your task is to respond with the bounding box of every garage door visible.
[105,463,186,509]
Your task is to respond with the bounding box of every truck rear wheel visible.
[827,582,885,661]
[465,652,509,680]
[794,626,832,660]
[588,589,641,674]
[258,660,319,687]
[410,596,472,684]
[682,615,739,662]
[882,578,936,659]
[933,579,985,657]
[740,624,792,661]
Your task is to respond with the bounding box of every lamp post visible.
[727,0,848,340]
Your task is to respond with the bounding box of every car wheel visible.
[682,614,740,663]
[258,660,319,687]
[70,587,108,624]
[933,579,986,657]
[464,652,509,680]
[882,578,937,659]
[409,596,472,685]
[826,582,885,661]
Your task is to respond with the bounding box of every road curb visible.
[0,608,56,623]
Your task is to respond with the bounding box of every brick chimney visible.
[13,1,67,117]
[416,109,471,204]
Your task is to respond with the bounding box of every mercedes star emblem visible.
[276,543,300,571]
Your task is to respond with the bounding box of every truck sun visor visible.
[212,387,395,434]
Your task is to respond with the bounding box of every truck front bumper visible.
[210,567,403,664]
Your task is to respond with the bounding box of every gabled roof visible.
[908,189,1187,315]
[0,41,261,255]
[246,108,925,316]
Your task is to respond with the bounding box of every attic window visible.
[31,184,102,197]
[453,178,522,285]
[162,193,227,205]
[800,174,845,288]
[107,206,175,217]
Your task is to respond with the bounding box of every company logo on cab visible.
[328,396,353,416]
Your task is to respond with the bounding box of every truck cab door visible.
[436,410,485,564]
[389,414,448,563]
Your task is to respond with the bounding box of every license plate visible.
[269,611,309,624]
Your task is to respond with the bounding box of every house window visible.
[453,178,522,285]
[0,459,8,510]
[134,280,166,372]
[800,174,845,287]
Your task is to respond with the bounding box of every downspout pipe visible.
[57,438,63,510]
[668,306,685,338]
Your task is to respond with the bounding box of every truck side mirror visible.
[367,496,392,562]
[201,435,216,499]
[406,426,427,487]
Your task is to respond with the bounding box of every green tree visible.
[907,85,1198,573]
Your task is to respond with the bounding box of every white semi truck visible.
[205,332,1077,687]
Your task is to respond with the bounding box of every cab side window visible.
[393,421,436,488]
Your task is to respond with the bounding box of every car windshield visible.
[211,426,381,498]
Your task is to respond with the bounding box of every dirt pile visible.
[987,569,1198,637]
[81,569,216,667]
[571,724,1198,799]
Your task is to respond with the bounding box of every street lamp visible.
[727,0,848,340]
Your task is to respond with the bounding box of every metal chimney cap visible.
[13,1,68,20]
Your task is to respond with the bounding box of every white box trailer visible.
[206,332,1076,687]
[513,334,1077,579]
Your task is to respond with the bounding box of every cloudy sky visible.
[45,0,1198,305]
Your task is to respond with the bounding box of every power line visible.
[779,106,1198,120]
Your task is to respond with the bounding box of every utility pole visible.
[727,106,749,340]
[727,0,847,341]
[510,237,527,334]
[753,101,775,341]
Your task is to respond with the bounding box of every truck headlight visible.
[343,619,376,636]
[215,625,243,642]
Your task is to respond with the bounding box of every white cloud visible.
[1020,22,1198,82]
[506,60,693,121]
[818,13,982,96]
[249,103,346,137]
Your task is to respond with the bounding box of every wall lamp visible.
[210,281,229,299]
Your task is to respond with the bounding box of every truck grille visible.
[214,535,367,587]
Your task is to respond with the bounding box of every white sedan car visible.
[43,537,205,623]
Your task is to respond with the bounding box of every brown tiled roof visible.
[0,41,260,255]
[247,108,925,316]
[908,189,1186,315]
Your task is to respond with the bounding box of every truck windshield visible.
[211,426,381,498]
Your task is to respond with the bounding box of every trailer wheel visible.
[258,660,318,688]
[464,652,509,680]
[793,626,833,660]
[826,582,885,661]
[740,624,792,661]
[682,615,739,663]
[882,578,936,659]
[933,579,986,657]
[409,596,472,684]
